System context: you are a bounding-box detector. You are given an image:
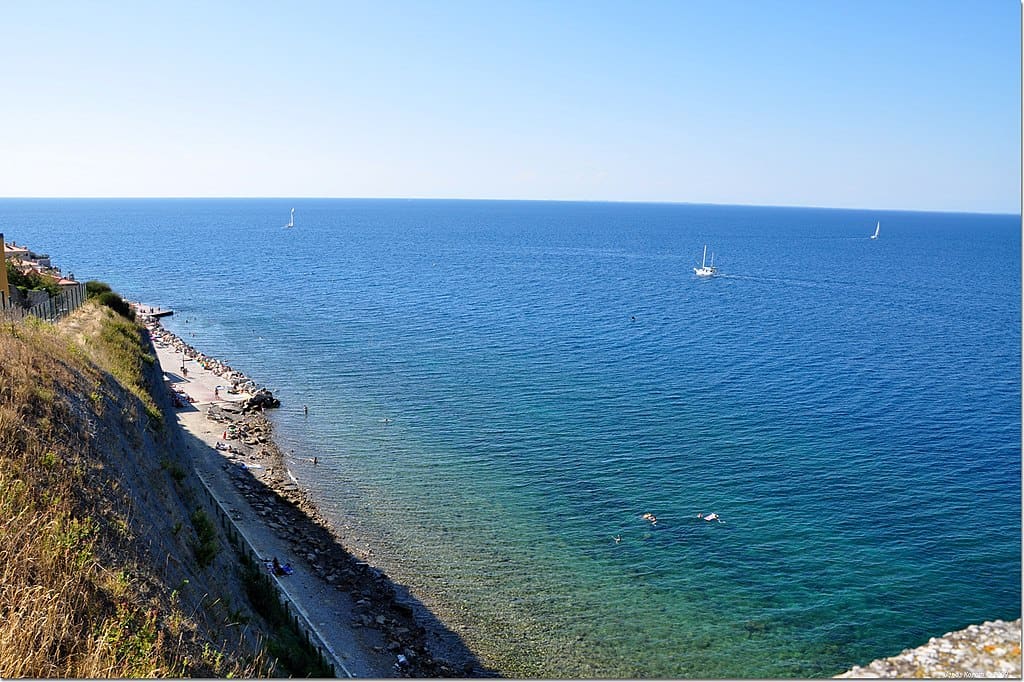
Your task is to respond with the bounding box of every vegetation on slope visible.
[76,302,160,429]
[0,303,275,677]
[5,259,61,297]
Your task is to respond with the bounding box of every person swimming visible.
[641,512,657,525]
[698,512,723,523]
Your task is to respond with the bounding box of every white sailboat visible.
[284,208,295,229]
[870,221,880,239]
[694,244,717,277]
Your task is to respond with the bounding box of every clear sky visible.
[2,0,1020,213]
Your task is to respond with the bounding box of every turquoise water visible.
[3,199,1020,677]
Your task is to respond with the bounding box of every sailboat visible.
[693,245,717,277]
[870,221,880,239]
[284,208,295,229]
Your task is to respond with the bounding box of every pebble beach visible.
[141,308,490,677]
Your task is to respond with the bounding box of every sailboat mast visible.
[702,244,707,268]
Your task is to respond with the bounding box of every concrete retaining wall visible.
[192,471,353,678]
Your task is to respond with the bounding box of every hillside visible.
[0,302,314,677]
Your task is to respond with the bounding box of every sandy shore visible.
[143,312,486,678]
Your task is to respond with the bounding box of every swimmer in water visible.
[641,512,657,525]
[698,512,723,523]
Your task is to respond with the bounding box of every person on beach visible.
[269,557,293,576]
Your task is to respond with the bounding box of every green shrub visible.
[160,459,186,483]
[190,509,218,568]
[95,292,134,321]
[94,310,162,431]
[85,280,112,298]
[6,261,60,297]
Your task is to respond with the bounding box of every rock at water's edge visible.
[837,619,1021,678]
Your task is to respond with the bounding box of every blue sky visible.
[2,1,1019,212]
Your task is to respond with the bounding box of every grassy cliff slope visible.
[0,302,283,677]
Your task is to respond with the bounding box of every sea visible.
[2,198,1020,677]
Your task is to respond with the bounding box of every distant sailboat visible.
[694,245,717,277]
[870,221,880,240]
[284,208,295,229]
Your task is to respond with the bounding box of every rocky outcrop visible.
[242,388,280,412]
[838,619,1021,678]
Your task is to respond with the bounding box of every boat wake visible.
[713,272,866,289]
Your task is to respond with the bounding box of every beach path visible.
[152,339,396,677]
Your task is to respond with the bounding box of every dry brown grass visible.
[0,305,268,678]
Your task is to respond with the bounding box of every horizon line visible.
[0,195,1018,217]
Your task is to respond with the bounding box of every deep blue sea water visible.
[3,199,1020,677]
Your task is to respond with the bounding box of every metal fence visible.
[0,283,88,324]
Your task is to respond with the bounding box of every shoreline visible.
[141,309,490,677]
[139,304,1021,680]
